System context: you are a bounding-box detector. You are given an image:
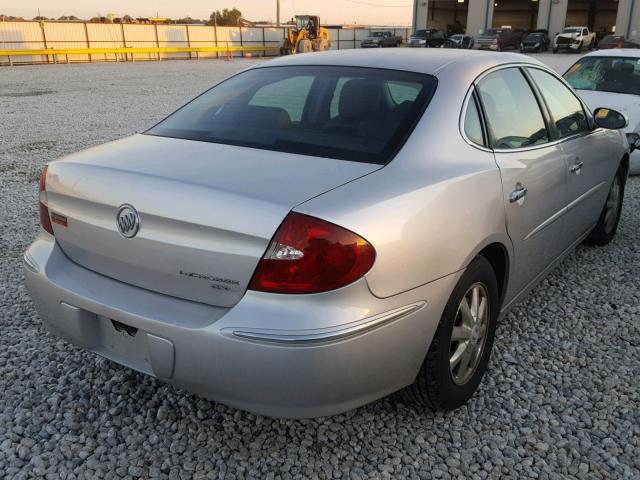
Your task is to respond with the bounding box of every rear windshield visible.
[146,66,437,164]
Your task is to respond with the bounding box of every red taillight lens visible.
[39,165,54,235]
[248,212,376,294]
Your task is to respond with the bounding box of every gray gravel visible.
[1,56,639,479]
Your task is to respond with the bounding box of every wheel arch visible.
[474,241,510,307]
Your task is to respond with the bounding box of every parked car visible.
[476,27,526,51]
[25,50,631,418]
[407,29,446,48]
[553,26,596,53]
[564,49,640,174]
[597,35,640,50]
[520,30,550,53]
[442,34,474,49]
[360,30,402,48]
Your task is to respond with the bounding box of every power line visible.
[343,0,411,7]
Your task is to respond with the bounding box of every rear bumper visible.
[24,233,458,418]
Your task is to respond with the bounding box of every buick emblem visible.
[116,204,140,238]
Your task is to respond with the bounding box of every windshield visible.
[562,28,581,33]
[564,56,640,95]
[295,16,310,30]
[485,29,502,35]
[413,30,429,38]
[372,32,386,37]
[147,66,437,164]
[525,33,542,40]
[601,36,623,43]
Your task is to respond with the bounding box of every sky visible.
[1,0,413,25]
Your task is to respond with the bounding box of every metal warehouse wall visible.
[0,21,411,65]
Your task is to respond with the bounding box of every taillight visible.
[39,165,54,235]
[248,212,376,294]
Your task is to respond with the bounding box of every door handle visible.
[509,184,528,203]
[570,160,584,174]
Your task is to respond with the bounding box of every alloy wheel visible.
[449,282,490,385]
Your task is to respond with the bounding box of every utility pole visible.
[276,0,280,27]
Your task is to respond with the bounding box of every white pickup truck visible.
[553,26,596,53]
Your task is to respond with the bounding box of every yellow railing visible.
[0,45,280,64]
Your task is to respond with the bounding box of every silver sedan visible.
[25,49,631,418]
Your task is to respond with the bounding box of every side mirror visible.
[593,107,628,129]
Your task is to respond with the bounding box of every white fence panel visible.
[186,25,218,59]
[157,25,189,60]
[86,23,124,62]
[43,22,87,62]
[263,27,284,56]
[122,24,157,61]
[0,21,45,63]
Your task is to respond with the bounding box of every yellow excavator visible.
[281,15,331,55]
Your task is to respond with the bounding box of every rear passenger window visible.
[476,68,549,150]
[527,68,589,139]
[464,95,484,146]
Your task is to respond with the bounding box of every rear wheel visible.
[585,166,625,246]
[553,48,558,53]
[408,256,499,410]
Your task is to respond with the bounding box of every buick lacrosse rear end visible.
[25,50,630,418]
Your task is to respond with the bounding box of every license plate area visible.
[96,315,153,375]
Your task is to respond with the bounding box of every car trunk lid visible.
[45,134,381,307]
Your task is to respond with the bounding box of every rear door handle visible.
[509,183,528,203]
[570,160,584,174]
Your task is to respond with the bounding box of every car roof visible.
[582,48,640,58]
[255,49,547,78]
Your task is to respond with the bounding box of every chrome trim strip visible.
[566,181,607,212]
[23,252,40,273]
[231,302,425,345]
[524,206,567,241]
[523,181,607,241]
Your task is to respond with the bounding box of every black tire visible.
[408,256,499,410]
[585,165,626,246]
[552,48,558,54]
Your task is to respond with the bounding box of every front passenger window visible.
[527,68,589,139]
[476,68,549,150]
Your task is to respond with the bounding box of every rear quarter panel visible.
[296,66,511,298]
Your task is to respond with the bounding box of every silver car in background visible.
[25,50,630,418]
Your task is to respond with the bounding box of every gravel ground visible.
[1,55,639,479]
